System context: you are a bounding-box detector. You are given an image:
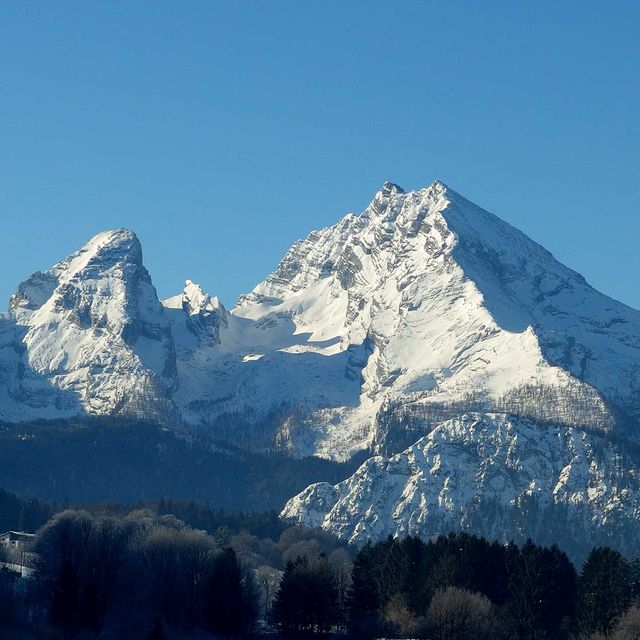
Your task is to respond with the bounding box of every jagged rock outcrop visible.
[282,413,640,559]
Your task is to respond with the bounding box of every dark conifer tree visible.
[50,559,78,634]
[79,581,101,632]
[348,542,381,638]
[273,555,339,636]
[203,547,245,636]
[508,540,576,639]
[578,546,632,634]
[399,536,429,614]
[272,560,297,631]
[147,615,166,640]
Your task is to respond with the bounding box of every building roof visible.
[0,531,36,540]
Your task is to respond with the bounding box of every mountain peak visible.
[429,178,449,191]
[379,180,405,194]
[4,224,176,419]
[377,179,451,198]
[78,228,142,265]
[93,227,138,242]
[182,280,224,315]
[362,178,450,226]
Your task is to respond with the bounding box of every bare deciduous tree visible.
[611,605,640,640]
[384,593,418,636]
[255,565,281,621]
[427,586,495,640]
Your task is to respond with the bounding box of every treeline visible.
[272,533,640,639]
[87,498,349,574]
[88,499,288,541]
[374,392,487,454]
[374,382,621,457]
[0,501,352,639]
[3,504,640,638]
[0,487,286,540]
[497,381,614,432]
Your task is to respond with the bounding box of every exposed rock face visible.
[165,280,228,346]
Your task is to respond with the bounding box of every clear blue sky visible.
[1,1,639,309]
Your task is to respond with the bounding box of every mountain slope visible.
[0,418,361,510]
[2,180,640,555]
[282,413,640,559]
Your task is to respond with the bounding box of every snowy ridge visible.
[282,413,640,558]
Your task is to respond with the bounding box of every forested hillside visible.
[0,419,364,509]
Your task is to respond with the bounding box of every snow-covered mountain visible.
[227,180,640,458]
[0,229,177,421]
[1,181,640,463]
[282,413,640,559]
[3,179,640,554]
